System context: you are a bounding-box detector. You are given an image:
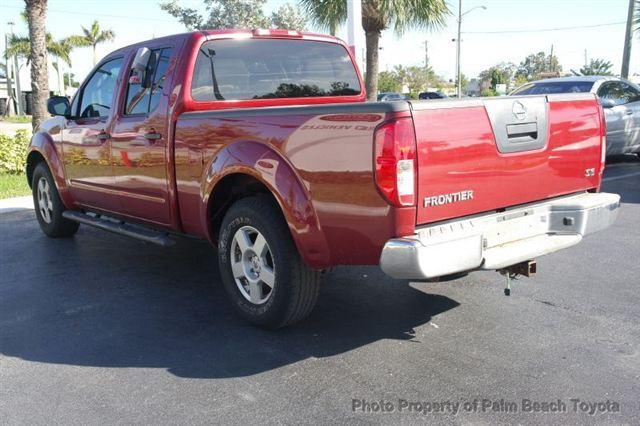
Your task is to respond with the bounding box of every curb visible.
[0,196,34,214]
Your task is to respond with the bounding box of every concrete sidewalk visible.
[0,196,33,214]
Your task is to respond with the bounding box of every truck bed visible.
[174,94,605,268]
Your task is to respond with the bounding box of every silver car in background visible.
[511,76,640,156]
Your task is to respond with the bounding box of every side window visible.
[70,92,79,117]
[124,47,173,115]
[621,82,640,104]
[79,58,123,118]
[598,82,626,106]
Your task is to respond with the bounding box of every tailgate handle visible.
[506,122,538,142]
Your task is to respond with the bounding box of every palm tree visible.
[300,0,449,100]
[6,32,76,97]
[67,20,115,65]
[6,33,74,66]
[25,0,48,130]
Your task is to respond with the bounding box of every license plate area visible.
[484,208,548,248]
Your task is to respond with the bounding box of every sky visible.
[0,0,638,85]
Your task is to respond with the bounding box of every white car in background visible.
[511,76,640,157]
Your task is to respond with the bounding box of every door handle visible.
[625,110,634,115]
[97,132,111,141]
[143,132,162,140]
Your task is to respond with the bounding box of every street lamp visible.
[455,1,487,98]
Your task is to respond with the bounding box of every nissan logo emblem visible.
[512,101,527,121]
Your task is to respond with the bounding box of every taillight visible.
[252,29,302,38]
[597,102,607,175]
[374,118,417,207]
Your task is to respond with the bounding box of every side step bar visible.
[62,210,175,247]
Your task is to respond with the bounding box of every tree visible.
[635,0,639,32]
[270,3,307,31]
[66,20,115,65]
[24,0,48,130]
[300,0,450,101]
[6,33,75,66]
[298,0,345,36]
[456,73,469,94]
[580,58,614,76]
[160,0,307,31]
[63,72,80,88]
[377,70,402,93]
[479,62,515,91]
[514,52,562,81]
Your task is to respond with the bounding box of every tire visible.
[218,195,321,329]
[32,162,79,238]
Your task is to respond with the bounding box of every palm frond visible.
[385,0,450,34]
[95,29,115,44]
[5,34,31,59]
[65,35,92,48]
[299,0,347,33]
[76,21,115,46]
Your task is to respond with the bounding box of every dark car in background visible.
[511,76,640,157]
[418,91,448,100]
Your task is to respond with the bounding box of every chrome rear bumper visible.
[380,192,620,280]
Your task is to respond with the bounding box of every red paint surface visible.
[413,100,602,224]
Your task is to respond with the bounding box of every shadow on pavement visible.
[0,210,459,379]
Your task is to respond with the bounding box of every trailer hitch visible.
[498,260,537,296]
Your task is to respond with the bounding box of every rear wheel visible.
[32,162,79,238]
[218,195,321,329]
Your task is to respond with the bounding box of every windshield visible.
[511,81,594,95]
[192,38,361,101]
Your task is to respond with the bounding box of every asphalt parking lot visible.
[1,156,639,425]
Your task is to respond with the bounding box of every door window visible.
[597,81,640,106]
[124,48,173,115]
[620,82,640,104]
[79,58,123,118]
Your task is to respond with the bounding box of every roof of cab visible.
[105,29,344,58]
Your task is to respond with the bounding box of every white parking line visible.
[602,171,640,182]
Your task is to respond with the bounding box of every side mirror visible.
[599,98,616,109]
[47,96,71,117]
[129,47,152,88]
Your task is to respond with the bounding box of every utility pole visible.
[347,0,363,73]
[455,1,486,98]
[584,49,588,68]
[621,0,634,78]
[549,44,554,72]
[8,21,22,115]
[424,40,429,70]
[456,0,462,98]
[4,32,15,116]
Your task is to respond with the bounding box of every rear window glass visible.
[191,38,361,101]
[511,81,594,95]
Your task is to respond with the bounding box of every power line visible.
[0,5,176,23]
[464,21,626,34]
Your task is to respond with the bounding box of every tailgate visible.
[412,94,604,225]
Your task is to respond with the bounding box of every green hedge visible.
[0,130,29,174]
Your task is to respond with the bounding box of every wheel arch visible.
[201,141,330,269]
[26,132,74,208]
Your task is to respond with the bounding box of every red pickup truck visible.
[28,29,620,328]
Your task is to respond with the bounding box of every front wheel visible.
[218,195,321,329]
[32,162,79,238]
